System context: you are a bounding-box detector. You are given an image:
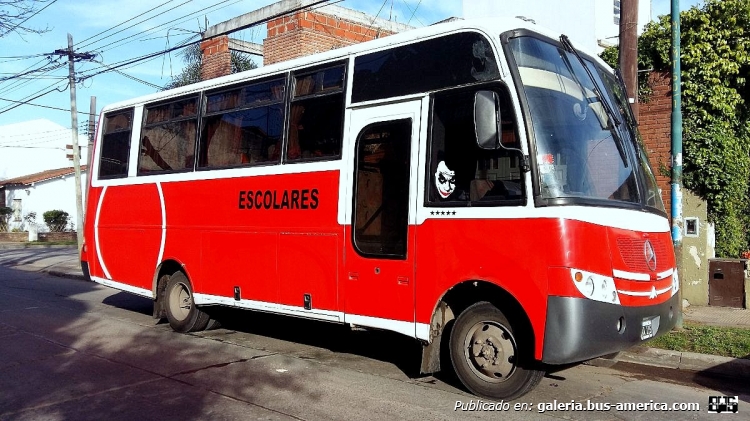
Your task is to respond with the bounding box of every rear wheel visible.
[164,271,210,333]
[449,301,544,400]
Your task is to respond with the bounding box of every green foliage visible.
[639,0,750,257]
[164,43,257,89]
[0,206,11,232]
[648,322,750,359]
[43,210,69,232]
[598,46,653,101]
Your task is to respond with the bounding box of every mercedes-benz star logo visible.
[644,240,657,271]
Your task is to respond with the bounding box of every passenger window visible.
[199,77,286,169]
[99,109,133,179]
[286,64,345,162]
[427,86,524,206]
[139,96,198,174]
[353,120,412,259]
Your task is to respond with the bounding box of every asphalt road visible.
[0,265,748,421]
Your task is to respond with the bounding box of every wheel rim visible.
[168,281,192,322]
[463,320,518,383]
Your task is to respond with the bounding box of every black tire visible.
[449,301,544,400]
[164,271,210,333]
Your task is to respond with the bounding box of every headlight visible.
[570,269,621,305]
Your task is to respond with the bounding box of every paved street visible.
[0,261,748,421]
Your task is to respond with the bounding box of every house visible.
[0,166,88,232]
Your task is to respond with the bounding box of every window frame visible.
[284,62,347,164]
[98,108,134,180]
[424,83,526,208]
[137,94,201,176]
[197,75,288,171]
[352,119,413,260]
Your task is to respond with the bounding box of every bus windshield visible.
[509,35,660,210]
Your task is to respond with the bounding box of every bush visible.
[43,210,70,232]
[0,207,11,232]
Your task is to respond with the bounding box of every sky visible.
[0,0,701,132]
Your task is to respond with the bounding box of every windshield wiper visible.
[559,34,627,167]
[559,35,621,128]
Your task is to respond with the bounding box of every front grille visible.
[616,237,669,272]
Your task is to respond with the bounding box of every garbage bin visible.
[708,259,747,308]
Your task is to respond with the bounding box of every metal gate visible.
[708,259,747,308]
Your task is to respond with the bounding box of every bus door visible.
[343,100,422,335]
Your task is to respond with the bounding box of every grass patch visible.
[647,322,750,359]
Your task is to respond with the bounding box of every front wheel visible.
[449,302,544,400]
[165,271,210,333]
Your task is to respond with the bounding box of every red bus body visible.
[82,18,678,399]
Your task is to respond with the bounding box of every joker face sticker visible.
[435,161,456,199]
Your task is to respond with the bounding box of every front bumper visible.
[542,293,679,364]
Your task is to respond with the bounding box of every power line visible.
[0,95,92,116]
[75,0,184,49]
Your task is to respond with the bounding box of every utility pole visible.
[88,97,96,176]
[671,0,684,328]
[53,35,95,255]
[619,0,639,119]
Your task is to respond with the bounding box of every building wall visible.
[638,71,672,213]
[263,11,392,66]
[4,174,87,232]
[681,190,715,306]
[200,36,232,81]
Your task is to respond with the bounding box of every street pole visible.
[619,0,639,119]
[671,0,684,328]
[66,34,84,255]
[88,96,96,180]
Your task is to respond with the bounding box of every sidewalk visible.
[1,243,748,378]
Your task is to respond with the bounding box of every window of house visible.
[12,199,21,222]
[286,64,345,162]
[99,109,134,179]
[427,85,524,206]
[198,77,286,169]
[138,96,199,174]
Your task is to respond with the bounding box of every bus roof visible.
[100,16,593,113]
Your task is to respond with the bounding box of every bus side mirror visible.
[474,90,501,150]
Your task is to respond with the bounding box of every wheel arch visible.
[420,279,536,374]
[152,258,190,319]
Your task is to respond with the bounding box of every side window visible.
[99,109,133,179]
[199,77,286,169]
[427,86,524,205]
[139,96,198,174]
[286,64,345,162]
[353,120,412,259]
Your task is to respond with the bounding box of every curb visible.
[45,270,89,282]
[616,345,750,378]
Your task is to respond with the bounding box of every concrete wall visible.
[680,190,716,306]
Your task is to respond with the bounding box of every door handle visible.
[348,272,359,281]
[397,276,409,285]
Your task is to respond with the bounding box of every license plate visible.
[641,320,654,340]
[640,316,660,340]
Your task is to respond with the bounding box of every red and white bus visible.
[82,17,679,400]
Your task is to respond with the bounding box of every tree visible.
[164,42,257,89]
[0,0,52,38]
[43,210,69,232]
[604,0,750,257]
